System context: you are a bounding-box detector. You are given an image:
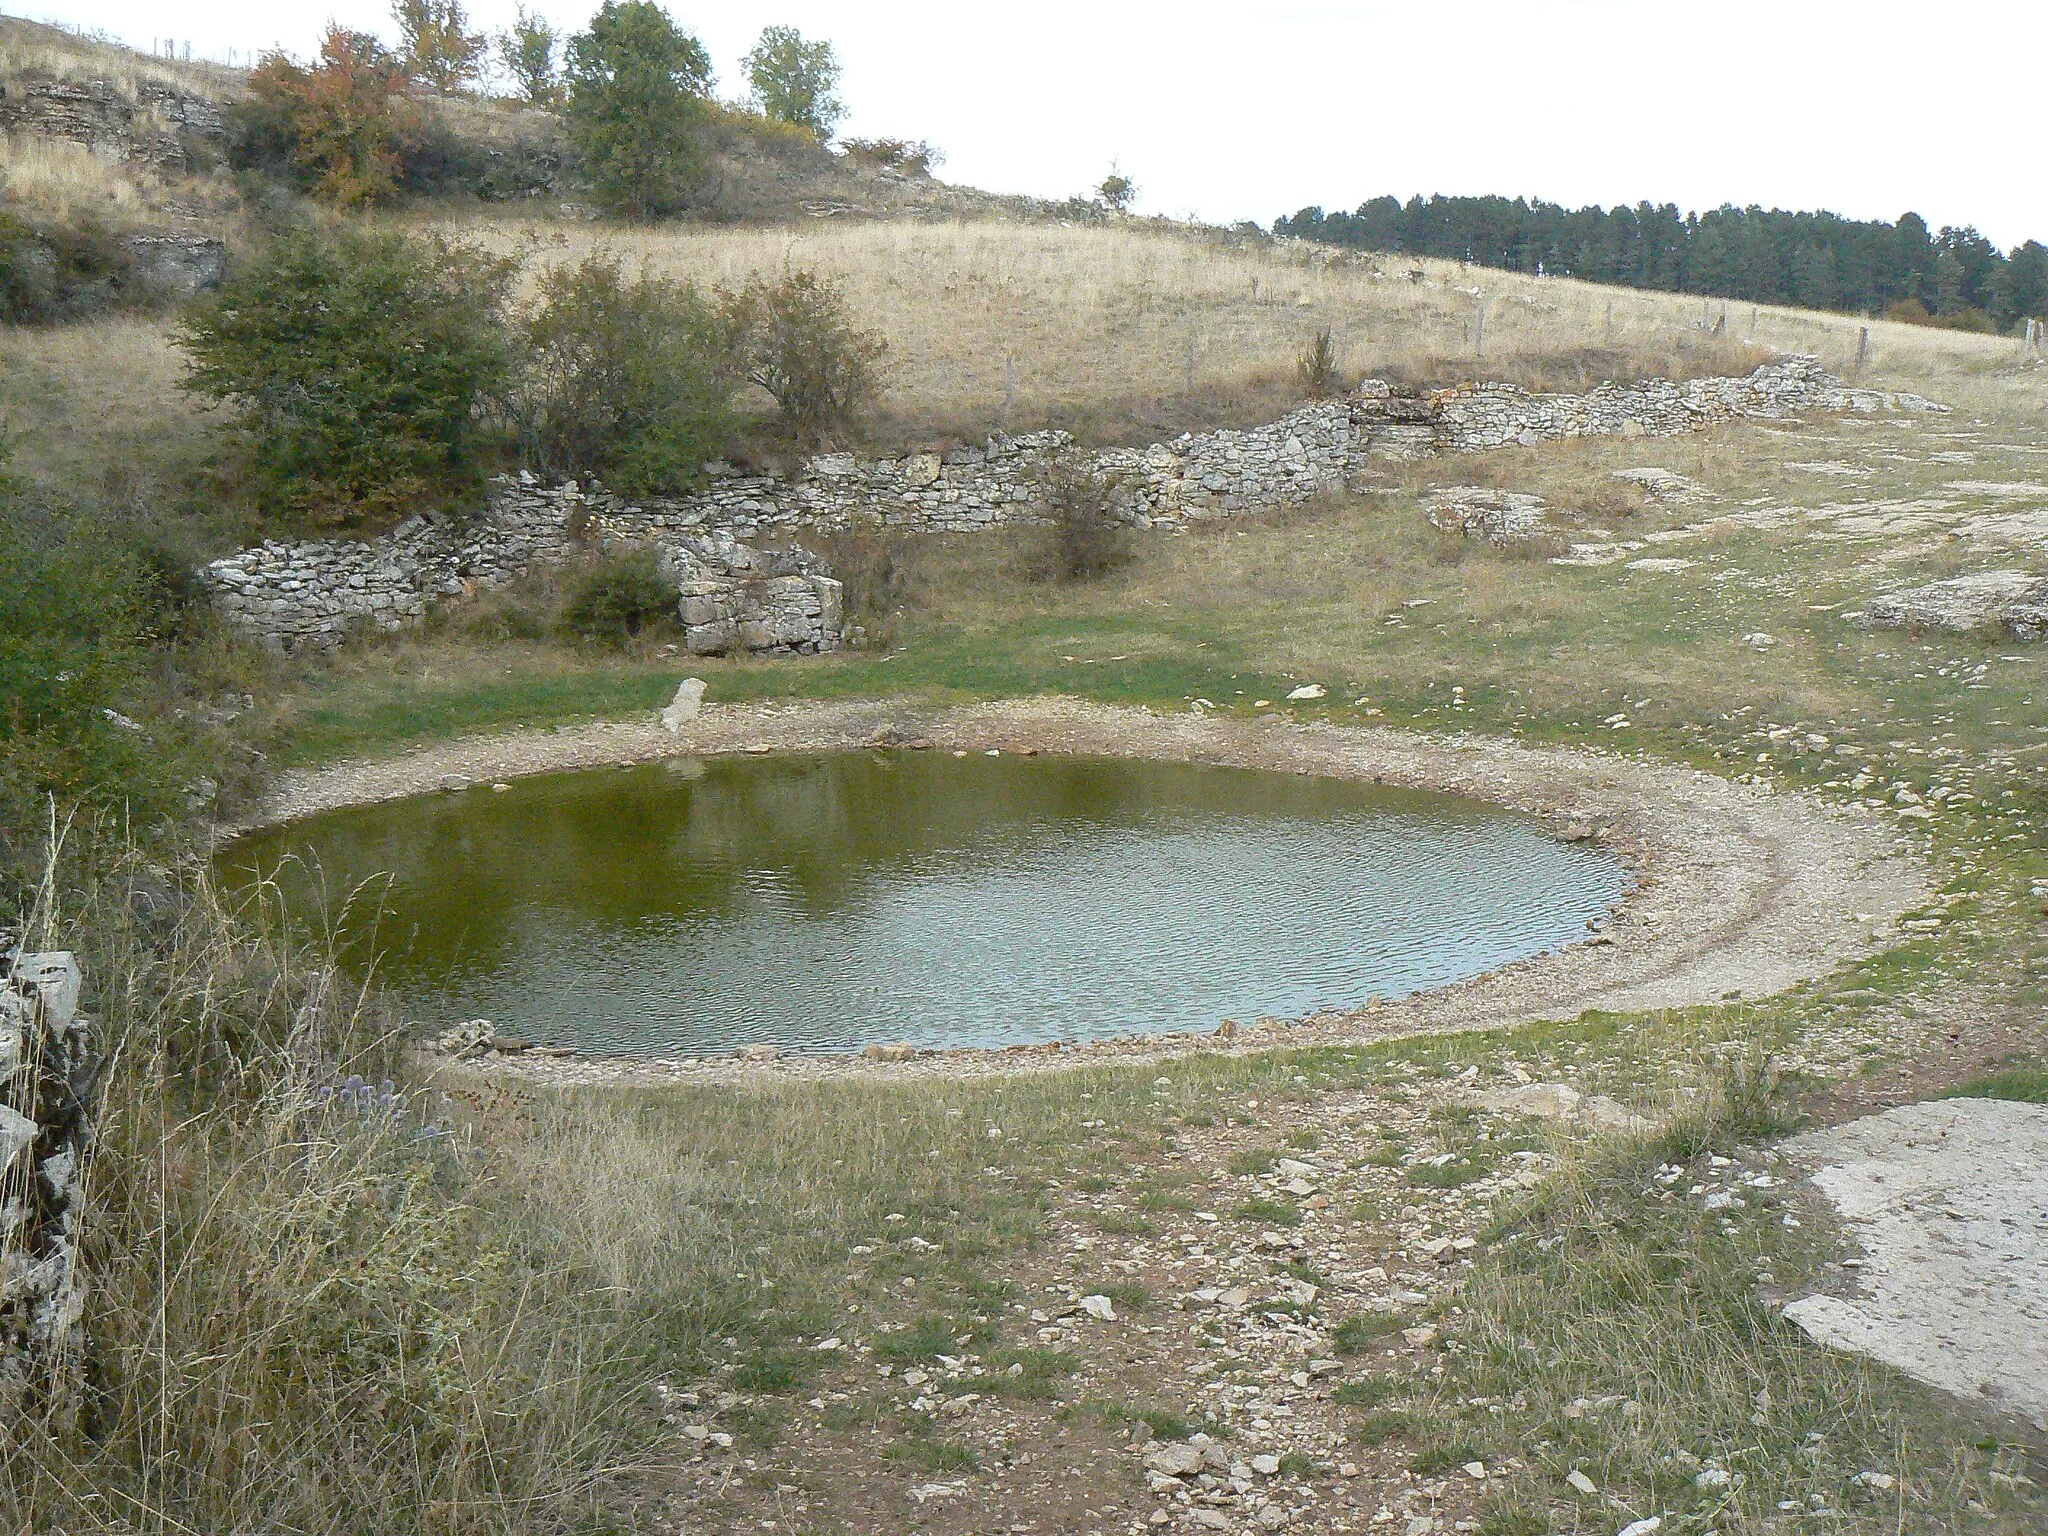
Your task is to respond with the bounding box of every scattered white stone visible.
[659,676,708,730]
[1286,683,1326,701]
[1742,632,1776,650]
[1079,1293,1117,1321]
[1566,1469,1599,1495]
[1617,1519,1662,1536]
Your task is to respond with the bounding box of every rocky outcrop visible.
[122,232,226,297]
[0,74,226,176]
[201,357,1948,650]
[0,948,92,1405]
[1856,570,2048,640]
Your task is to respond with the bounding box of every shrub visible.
[557,547,675,644]
[1297,326,1342,395]
[0,209,137,323]
[565,1,713,218]
[743,25,843,138]
[1029,451,1132,583]
[1097,168,1136,213]
[178,225,515,527]
[841,138,942,175]
[515,253,738,496]
[812,524,911,646]
[721,267,885,439]
[237,27,415,207]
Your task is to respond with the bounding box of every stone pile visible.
[1856,570,2048,640]
[662,530,847,656]
[201,356,1947,649]
[1407,355,1945,454]
[1426,486,1549,543]
[0,948,91,1404]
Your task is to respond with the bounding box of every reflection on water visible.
[223,752,1631,1055]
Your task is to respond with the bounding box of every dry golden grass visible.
[0,14,243,101]
[416,215,2037,447]
[0,133,149,224]
[0,316,220,507]
[8,215,2042,521]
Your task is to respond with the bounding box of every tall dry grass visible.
[0,833,663,1533]
[0,133,149,226]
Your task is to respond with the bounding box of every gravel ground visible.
[244,697,1929,1085]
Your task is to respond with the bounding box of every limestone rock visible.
[1427,486,1548,543]
[660,677,708,731]
[1858,570,2048,640]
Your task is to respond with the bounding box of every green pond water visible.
[222,751,1630,1056]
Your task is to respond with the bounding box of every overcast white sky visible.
[18,0,2048,247]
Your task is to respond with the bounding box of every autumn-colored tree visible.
[246,27,413,207]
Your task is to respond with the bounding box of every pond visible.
[223,751,1631,1057]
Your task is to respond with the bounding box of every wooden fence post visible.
[1854,326,1869,375]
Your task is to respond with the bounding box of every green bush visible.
[721,266,885,439]
[0,482,166,855]
[178,225,515,527]
[565,1,713,218]
[1029,451,1133,583]
[557,548,675,645]
[0,210,138,324]
[516,253,737,496]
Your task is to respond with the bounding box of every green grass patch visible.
[1404,1157,1485,1189]
[874,1314,990,1362]
[1351,1410,1417,1446]
[984,1347,1078,1399]
[1331,1312,1405,1353]
[882,1437,980,1473]
[1333,1376,1403,1408]
[1939,1066,2048,1103]
[1233,1197,1302,1227]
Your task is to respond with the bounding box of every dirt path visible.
[246,696,1928,1082]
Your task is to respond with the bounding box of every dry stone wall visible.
[0,949,90,1404]
[202,356,1946,650]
